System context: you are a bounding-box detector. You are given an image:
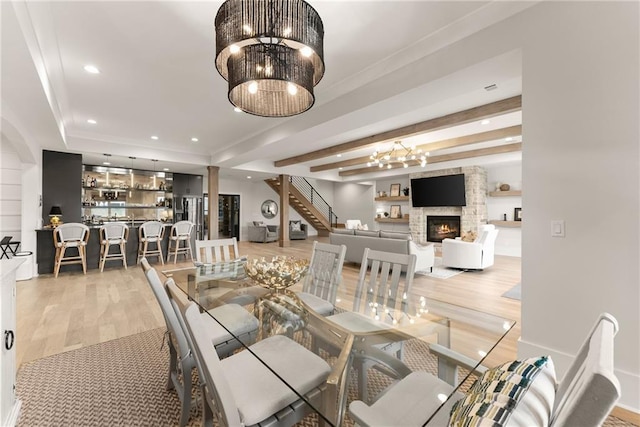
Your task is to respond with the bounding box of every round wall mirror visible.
[261,199,278,219]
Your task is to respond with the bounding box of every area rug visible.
[502,282,521,300]
[16,328,442,427]
[16,327,631,426]
[416,257,463,279]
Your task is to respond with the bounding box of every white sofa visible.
[441,224,498,270]
[329,229,435,272]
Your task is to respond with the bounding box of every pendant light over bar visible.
[215,0,324,117]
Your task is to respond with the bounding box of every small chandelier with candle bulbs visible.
[367,141,429,169]
[214,0,324,117]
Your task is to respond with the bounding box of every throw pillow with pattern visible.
[449,356,556,427]
[290,221,301,231]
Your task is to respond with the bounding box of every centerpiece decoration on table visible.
[243,256,309,290]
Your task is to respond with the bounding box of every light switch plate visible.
[551,220,565,237]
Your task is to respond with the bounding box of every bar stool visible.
[167,220,194,264]
[99,222,129,271]
[138,221,165,265]
[53,223,90,278]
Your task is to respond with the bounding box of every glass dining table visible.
[162,260,516,426]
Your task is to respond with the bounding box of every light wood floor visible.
[16,236,521,369]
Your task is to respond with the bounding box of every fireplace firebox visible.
[426,216,461,242]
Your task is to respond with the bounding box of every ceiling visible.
[1,1,532,183]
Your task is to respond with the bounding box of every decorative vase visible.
[500,183,511,191]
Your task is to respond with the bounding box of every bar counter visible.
[36,223,173,275]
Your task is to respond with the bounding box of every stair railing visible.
[289,176,339,227]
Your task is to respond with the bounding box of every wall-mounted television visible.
[410,174,466,207]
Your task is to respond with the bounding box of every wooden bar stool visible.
[137,221,165,265]
[99,222,129,271]
[53,223,90,278]
[167,221,194,264]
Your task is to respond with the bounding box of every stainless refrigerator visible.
[174,196,204,240]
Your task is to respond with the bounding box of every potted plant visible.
[402,187,410,196]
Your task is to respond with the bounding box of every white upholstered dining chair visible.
[296,241,347,316]
[322,248,417,403]
[140,258,259,426]
[182,302,332,427]
[195,237,239,264]
[349,313,620,427]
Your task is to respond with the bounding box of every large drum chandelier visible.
[214,0,325,117]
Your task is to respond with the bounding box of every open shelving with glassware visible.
[81,164,174,224]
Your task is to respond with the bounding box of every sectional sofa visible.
[329,229,435,272]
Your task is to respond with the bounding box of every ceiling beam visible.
[310,125,522,172]
[274,95,521,167]
[338,143,522,177]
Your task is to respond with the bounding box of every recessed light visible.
[506,137,513,141]
[84,65,100,74]
[336,154,342,158]
[481,119,490,125]
[163,168,170,171]
[151,136,159,140]
[87,119,97,124]
[246,176,252,179]
[103,162,111,165]
[191,137,198,142]
[234,107,242,113]
[339,167,343,170]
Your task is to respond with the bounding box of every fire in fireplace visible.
[426,215,461,242]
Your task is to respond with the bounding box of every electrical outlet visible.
[551,220,565,237]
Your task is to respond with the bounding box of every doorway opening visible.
[218,194,240,239]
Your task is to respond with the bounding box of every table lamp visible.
[49,205,63,227]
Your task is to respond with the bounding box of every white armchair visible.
[409,241,435,272]
[441,224,499,270]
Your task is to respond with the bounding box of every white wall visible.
[486,163,522,257]
[1,125,41,279]
[515,1,639,410]
[0,137,22,242]
[333,182,375,227]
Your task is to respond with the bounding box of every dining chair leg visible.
[81,245,87,274]
[158,242,164,265]
[172,241,178,264]
[121,242,127,269]
[180,360,193,427]
[99,244,106,272]
[54,246,63,278]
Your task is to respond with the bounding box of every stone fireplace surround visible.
[409,166,487,243]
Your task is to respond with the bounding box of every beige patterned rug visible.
[16,328,633,426]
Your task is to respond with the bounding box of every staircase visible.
[265,176,338,236]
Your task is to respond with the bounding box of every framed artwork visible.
[390,183,401,197]
[261,199,278,219]
[514,207,522,221]
[390,205,401,218]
